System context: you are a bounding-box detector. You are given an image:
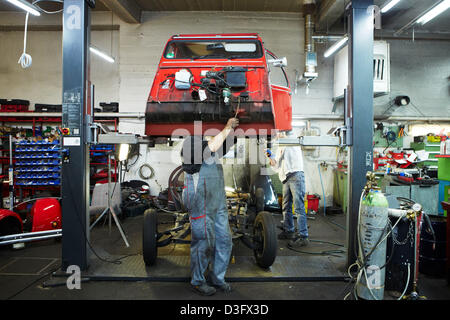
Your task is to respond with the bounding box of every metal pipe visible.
[292,114,450,122]
[5,111,448,122]
[388,208,407,218]
[0,112,146,119]
[9,135,14,210]
[303,0,317,76]
[0,228,62,241]
[49,274,350,283]
[314,33,450,42]
[312,35,345,41]
[0,233,61,245]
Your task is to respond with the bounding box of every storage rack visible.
[0,110,119,199]
[90,143,118,187]
[14,139,65,187]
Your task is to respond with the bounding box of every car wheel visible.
[142,209,158,266]
[253,211,277,268]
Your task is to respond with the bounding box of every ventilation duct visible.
[303,0,318,80]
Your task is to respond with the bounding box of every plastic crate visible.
[438,157,450,181]
[99,102,119,112]
[0,99,30,112]
[34,104,62,112]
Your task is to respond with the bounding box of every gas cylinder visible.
[356,189,389,300]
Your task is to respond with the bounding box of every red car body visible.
[145,33,292,137]
[0,198,61,238]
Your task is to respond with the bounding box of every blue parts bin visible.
[14,138,63,186]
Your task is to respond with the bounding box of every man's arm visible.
[267,150,277,167]
[266,149,280,168]
[208,118,239,153]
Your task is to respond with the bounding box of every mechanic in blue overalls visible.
[181,117,239,296]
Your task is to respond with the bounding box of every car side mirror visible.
[268,57,287,67]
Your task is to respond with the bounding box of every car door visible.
[266,49,292,131]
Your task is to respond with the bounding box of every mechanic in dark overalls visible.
[181,118,238,296]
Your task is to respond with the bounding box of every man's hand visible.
[208,118,239,153]
[225,118,239,130]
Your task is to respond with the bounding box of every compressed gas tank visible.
[356,189,389,300]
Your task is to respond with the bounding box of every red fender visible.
[30,198,62,232]
[0,209,23,233]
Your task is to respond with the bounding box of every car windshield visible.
[164,40,263,59]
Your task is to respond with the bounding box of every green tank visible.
[357,189,389,300]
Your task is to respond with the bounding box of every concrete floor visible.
[1,211,449,300]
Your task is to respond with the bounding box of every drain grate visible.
[0,257,59,276]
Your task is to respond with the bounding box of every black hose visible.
[422,213,436,243]
[168,166,185,212]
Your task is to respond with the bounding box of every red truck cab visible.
[145,33,292,137]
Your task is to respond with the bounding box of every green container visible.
[362,189,389,208]
[333,169,348,214]
[411,142,440,167]
[438,157,450,181]
[410,142,425,151]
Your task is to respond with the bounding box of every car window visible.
[164,40,263,60]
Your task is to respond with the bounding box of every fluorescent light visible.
[324,36,348,58]
[417,0,450,25]
[89,46,115,63]
[118,144,129,161]
[7,0,41,16]
[381,0,401,13]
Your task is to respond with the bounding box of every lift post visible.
[346,0,374,266]
[61,0,94,271]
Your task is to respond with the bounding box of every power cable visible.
[6,263,61,300]
[63,164,135,265]
[18,12,32,69]
[286,238,345,257]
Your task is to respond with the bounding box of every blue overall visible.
[182,161,232,286]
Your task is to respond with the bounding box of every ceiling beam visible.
[100,0,142,24]
[0,25,120,31]
[316,0,346,31]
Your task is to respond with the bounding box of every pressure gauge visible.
[412,203,422,212]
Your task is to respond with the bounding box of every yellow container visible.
[427,135,441,143]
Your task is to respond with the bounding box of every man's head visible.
[181,135,207,165]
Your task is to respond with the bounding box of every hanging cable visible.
[398,263,411,300]
[18,12,32,69]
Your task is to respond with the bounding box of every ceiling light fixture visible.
[89,46,115,63]
[417,0,450,25]
[381,0,401,13]
[324,36,348,58]
[6,0,41,16]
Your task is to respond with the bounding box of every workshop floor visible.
[1,211,449,300]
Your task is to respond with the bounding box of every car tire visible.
[253,211,277,268]
[142,209,158,266]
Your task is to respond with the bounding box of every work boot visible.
[278,230,295,240]
[288,237,310,248]
[191,283,216,296]
[213,282,232,293]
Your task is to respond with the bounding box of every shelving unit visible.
[0,111,120,199]
[14,139,65,187]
